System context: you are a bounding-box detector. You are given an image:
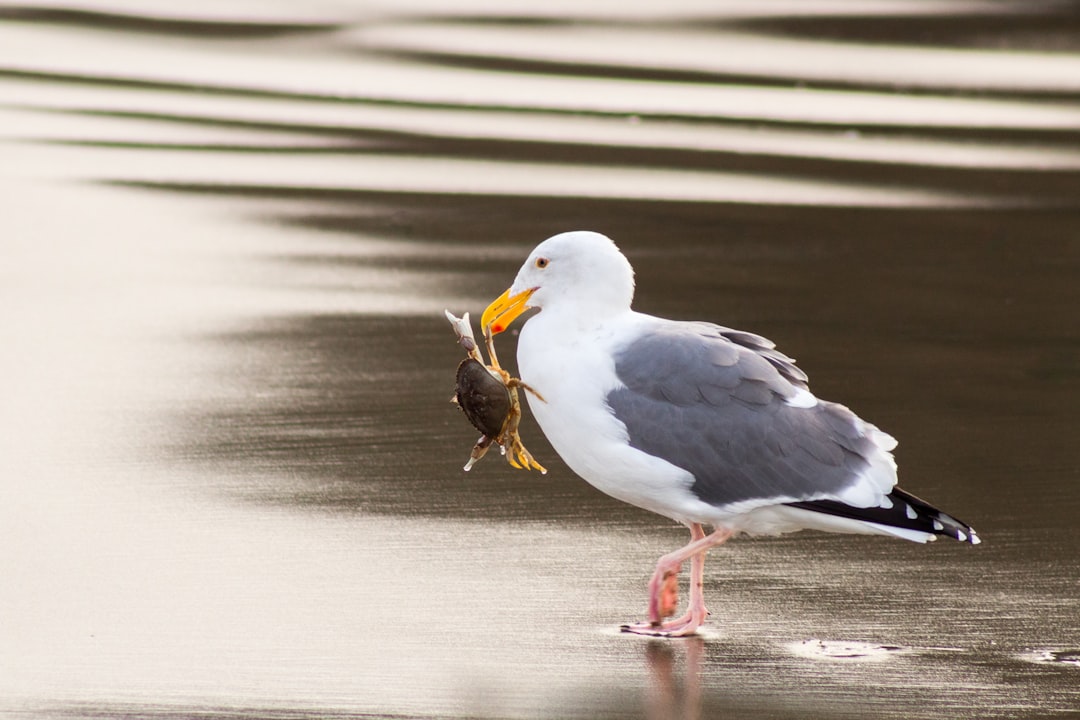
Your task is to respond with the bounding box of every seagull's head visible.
[481,231,635,335]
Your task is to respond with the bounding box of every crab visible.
[445,309,547,474]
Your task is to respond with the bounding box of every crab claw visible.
[512,440,548,474]
[464,435,495,471]
[444,310,482,361]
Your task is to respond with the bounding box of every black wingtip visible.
[788,487,981,544]
[896,488,981,545]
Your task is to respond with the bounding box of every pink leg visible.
[652,523,707,625]
[648,524,714,636]
[622,524,733,637]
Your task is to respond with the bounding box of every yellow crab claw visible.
[511,442,547,474]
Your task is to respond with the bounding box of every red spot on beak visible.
[492,324,504,333]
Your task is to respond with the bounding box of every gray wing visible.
[607,321,879,509]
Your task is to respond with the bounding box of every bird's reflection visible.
[644,637,705,720]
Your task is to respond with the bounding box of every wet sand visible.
[2,2,1079,718]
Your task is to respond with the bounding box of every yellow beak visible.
[481,288,535,335]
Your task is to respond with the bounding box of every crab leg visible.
[510,437,547,473]
[493,385,547,473]
[463,434,495,471]
[483,324,503,372]
[509,378,546,404]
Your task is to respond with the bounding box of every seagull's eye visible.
[535,257,550,269]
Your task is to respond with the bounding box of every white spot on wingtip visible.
[878,495,894,509]
[932,519,945,531]
[905,504,918,520]
[956,530,967,542]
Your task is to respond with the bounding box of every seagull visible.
[480,231,980,637]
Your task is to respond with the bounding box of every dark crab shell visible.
[455,357,512,439]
